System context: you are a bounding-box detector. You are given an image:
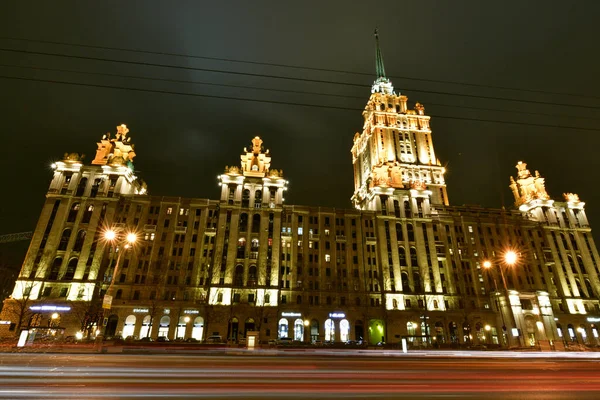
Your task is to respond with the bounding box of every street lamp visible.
[483,250,520,348]
[100,228,138,336]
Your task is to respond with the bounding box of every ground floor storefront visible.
[2,300,599,349]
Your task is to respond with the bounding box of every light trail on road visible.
[0,352,600,399]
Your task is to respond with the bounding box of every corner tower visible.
[351,31,448,212]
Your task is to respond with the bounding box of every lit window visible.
[298,227,303,235]
[167,207,173,215]
[325,229,330,236]
[325,254,331,262]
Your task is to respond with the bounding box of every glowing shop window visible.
[339,319,350,342]
[325,318,335,342]
[294,319,304,341]
[278,318,289,338]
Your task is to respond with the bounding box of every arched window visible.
[248,265,257,286]
[239,213,248,232]
[339,319,350,342]
[82,204,94,223]
[242,189,250,208]
[585,279,595,298]
[556,323,563,339]
[392,299,398,309]
[570,233,579,250]
[567,324,576,341]
[278,318,289,338]
[577,255,585,272]
[64,258,77,280]
[236,238,246,258]
[414,272,422,293]
[234,265,244,286]
[140,315,152,338]
[396,223,404,241]
[252,214,261,233]
[264,293,271,304]
[123,315,136,338]
[576,279,587,298]
[49,257,62,280]
[410,247,418,266]
[251,238,259,251]
[158,316,170,338]
[404,200,412,218]
[401,272,410,292]
[294,319,304,341]
[254,190,262,208]
[192,316,204,340]
[324,319,335,342]
[58,229,72,250]
[67,203,80,222]
[407,224,415,241]
[398,247,406,265]
[73,230,86,252]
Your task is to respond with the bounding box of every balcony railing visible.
[175,226,187,234]
[205,227,217,236]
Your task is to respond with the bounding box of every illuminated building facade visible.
[2,35,600,348]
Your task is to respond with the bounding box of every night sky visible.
[2,1,600,249]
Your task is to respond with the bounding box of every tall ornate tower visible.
[351,31,448,213]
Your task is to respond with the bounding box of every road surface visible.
[1,350,599,399]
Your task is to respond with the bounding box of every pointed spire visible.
[374,28,386,79]
[371,29,394,95]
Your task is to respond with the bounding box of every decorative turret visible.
[509,161,551,209]
[92,124,137,169]
[49,124,147,197]
[219,136,287,208]
[510,161,589,228]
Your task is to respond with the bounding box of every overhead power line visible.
[2,74,599,132]
[1,63,598,122]
[1,36,598,101]
[1,47,599,111]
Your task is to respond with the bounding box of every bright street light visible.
[504,250,518,266]
[126,232,137,244]
[104,229,116,241]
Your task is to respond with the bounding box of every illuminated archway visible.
[278,318,289,338]
[123,315,136,338]
[158,316,170,338]
[294,319,304,341]
[325,319,335,342]
[192,317,204,340]
[140,315,152,338]
[339,319,350,342]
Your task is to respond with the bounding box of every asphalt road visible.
[1,350,600,399]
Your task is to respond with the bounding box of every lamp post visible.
[483,260,506,346]
[483,250,520,348]
[100,228,137,337]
